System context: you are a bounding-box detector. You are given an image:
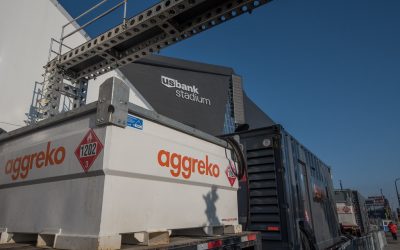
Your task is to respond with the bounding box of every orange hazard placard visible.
[74,129,103,172]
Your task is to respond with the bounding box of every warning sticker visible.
[225,163,237,187]
[74,129,104,173]
[342,206,351,213]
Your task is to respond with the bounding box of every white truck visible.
[334,189,370,237]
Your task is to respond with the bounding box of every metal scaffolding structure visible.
[30,0,271,122]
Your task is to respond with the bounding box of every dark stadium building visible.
[119,55,275,136]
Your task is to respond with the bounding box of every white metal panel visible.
[0,111,239,244]
[0,114,106,185]
[105,120,237,188]
[0,114,106,235]
[100,120,239,234]
[0,176,105,235]
[336,203,358,227]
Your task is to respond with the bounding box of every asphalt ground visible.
[0,233,399,249]
[385,232,400,250]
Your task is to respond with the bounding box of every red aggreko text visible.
[157,150,220,179]
[4,142,66,181]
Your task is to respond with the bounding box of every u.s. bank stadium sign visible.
[161,76,212,106]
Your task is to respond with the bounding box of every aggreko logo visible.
[157,150,220,179]
[4,142,66,181]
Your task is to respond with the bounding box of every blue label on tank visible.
[127,115,143,130]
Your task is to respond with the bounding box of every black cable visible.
[224,137,246,181]
[221,136,249,229]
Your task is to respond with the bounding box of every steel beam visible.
[46,0,271,81]
[41,0,271,118]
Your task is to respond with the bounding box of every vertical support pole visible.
[72,79,89,110]
[43,68,64,119]
[58,27,65,62]
[47,39,54,63]
[123,0,128,27]
[41,68,88,119]
[231,75,245,127]
[395,178,400,207]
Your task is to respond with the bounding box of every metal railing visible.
[25,81,44,124]
[61,95,73,113]
[48,38,73,62]
[337,231,387,250]
[29,0,129,123]
[57,0,128,59]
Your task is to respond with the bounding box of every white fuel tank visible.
[0,98,239,249]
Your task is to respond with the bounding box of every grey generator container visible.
[334,189,370,236]
[226,125,341,250]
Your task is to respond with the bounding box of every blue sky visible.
[60,0,400,209]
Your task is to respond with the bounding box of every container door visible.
[298,161,314,231]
